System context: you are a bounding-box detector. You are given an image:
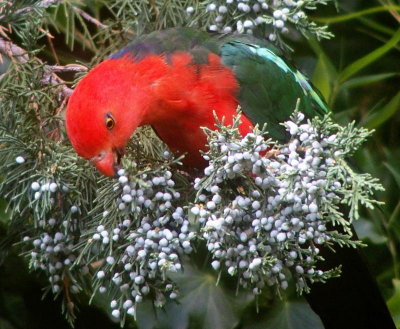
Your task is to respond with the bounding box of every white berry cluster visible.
[30,179,70,201]
[23,180,82,295]
[91,168,193,320]
[186,0,317,42]
[192,112,362,293]
[25,227,81,294]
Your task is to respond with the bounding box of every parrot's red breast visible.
[66,52,253,175]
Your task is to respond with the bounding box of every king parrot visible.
[65,28,395,329]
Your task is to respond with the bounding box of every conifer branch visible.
[0,37,87,98]
[72,6,109,30]
[1,1,383,326]
[0,0,61,21]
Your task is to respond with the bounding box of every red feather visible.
[66,52,253,174]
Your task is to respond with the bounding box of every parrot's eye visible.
[105,113,115,130]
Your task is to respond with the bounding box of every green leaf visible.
[387,279,400,327]
[312,56,332,102]
[314,6,400,24]
[384,162,400,189]
[339,28,400,83]
[244,299,324,329]
[362,90,400,129]
[136,301,188,329]
[353,218,387,244]
[388,200,400,236]
[136,266,243,329]
[358,17,396,36]
[308,38,338,103]
[340,73,398,90]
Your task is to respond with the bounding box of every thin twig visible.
[72,6,109,29]
[63,275,75,314]
[0,25,11,40]
[0,36,84,98]
[148,0,160,18]
[380,0,400,23]
[46,33,60,64]
[40,72,74,98]
[45,64,88,73]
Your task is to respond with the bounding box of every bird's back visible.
[110,28,328,141]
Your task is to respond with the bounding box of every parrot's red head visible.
[66,57,155,176]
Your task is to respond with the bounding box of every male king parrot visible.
[65,28,395,329]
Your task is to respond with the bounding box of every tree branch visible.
[45,64,88,73]
[0,0,61,21]
[72,7,109,30]
[0,37,87,98]
[0,36,29,63]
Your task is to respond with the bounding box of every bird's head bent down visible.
[66,58,153,176]
[66,39,253,176]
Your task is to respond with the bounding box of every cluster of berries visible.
[24,180,82,295]
[92,168,193,319]
[186,0,308,41]
[192,112,350,293]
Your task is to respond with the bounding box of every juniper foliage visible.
[0,0,385,327]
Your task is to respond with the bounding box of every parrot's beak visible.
[90,147,124,177]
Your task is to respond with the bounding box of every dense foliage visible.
[0,1,399,329]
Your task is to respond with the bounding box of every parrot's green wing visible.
[111,28,329,141]
[219,39,329,141]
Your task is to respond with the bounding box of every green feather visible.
[220,40,328,141]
